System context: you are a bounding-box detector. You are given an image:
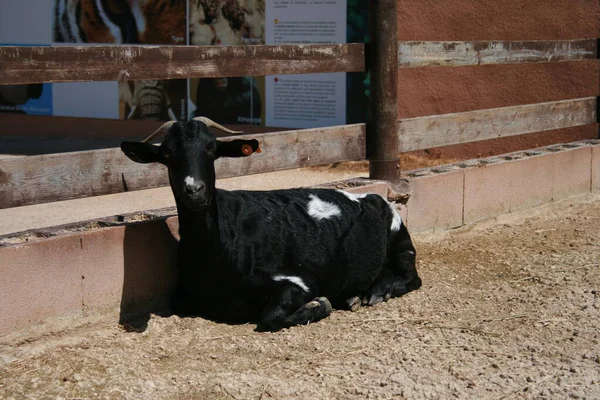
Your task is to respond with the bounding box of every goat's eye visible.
[206,142,217,153]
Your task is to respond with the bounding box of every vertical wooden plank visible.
[597,38,600,139]
[368,0,400,182]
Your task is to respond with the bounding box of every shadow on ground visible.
[119,218,179,332]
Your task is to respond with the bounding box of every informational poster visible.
[188,0,266,126]
[0,2,54,116]
[0,0,367,127]
[0,45,53,116]
[50,0,188,121]
[265,73,345,129]
[264,0,347,128]
[0,81,53,116]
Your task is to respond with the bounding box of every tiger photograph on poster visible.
[52,0,187,121]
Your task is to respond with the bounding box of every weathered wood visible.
[0,44,364,85]
[368,0,400,182]
[0,124,366,209]
[398,97,597,152]
[398,39,597,68]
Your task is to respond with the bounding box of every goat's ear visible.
[216,139,262,158]
[120,141,161,164]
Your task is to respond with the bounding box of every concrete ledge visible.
[406,168,464,231]
[404,139,599,229]
[592,145,600,193]
[0,219,178,337]
[1,140,598,336]
[552,145,592,201]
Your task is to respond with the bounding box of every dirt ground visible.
[1,194,599,400]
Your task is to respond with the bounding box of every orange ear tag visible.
[241,144,254,155]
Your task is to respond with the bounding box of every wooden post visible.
[367,0,399,182]
[597,38,600,139]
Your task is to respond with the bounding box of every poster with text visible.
[0,44,53,116]
[51,0,187,121]
[188,0,266,126]
[265,0,347,128]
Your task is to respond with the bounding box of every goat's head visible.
[121,117,261,211]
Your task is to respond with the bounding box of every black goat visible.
[121,118,421,331]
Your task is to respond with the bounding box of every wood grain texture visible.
[368,0,400,182]
[398,39,597,67]
[0,125,366,209]
[398,97,597,152]
[0,44,364,84]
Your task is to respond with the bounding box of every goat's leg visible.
[365,227,422,306]
[256,284,312,332]
[343,295,364,311]
[283,297,332,328]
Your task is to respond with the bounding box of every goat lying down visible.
[121,118,422,331]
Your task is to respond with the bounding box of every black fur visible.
[121,120,421,332]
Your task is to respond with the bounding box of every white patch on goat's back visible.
[388,201,402,231]
[273,275,309,292]
[184,176,195,186]
[337,190,369,202]
[307,194,341,220]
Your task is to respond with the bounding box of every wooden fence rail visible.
[0,28,598,209]
[0,125,366,209]
[1,97,596,209]
[1,39,595,85]
[398,97,597,151]
[0,44,365,85]
[398,39,597,68]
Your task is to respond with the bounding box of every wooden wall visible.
[396,0,600,155]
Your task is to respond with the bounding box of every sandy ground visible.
[1,194,599,399]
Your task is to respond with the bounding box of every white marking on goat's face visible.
[388,201,402,232]
[307,195,342,220]
[337,190,369,202]
[273,275,310,292]
[184,176,195,186]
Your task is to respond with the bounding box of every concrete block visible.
[464,161,513,225]
[397,203,408,227]
[592,145,600,193]
[344,180,389,198]
[316,178,390,198]
[165,216,180,241]
[553,146,592,200]
[105,220,177,317]
[406,169,464,231]
[80,227,126,312]
[0,235,83,336]
[510,154,554,212]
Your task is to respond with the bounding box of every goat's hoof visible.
[367,294,384,306]
[345,296,362,312]
[313,297,332,315]
[304,300,321,309]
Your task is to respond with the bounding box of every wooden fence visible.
[0,1,597,209]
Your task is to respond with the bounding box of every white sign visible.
[265,0,347,128]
